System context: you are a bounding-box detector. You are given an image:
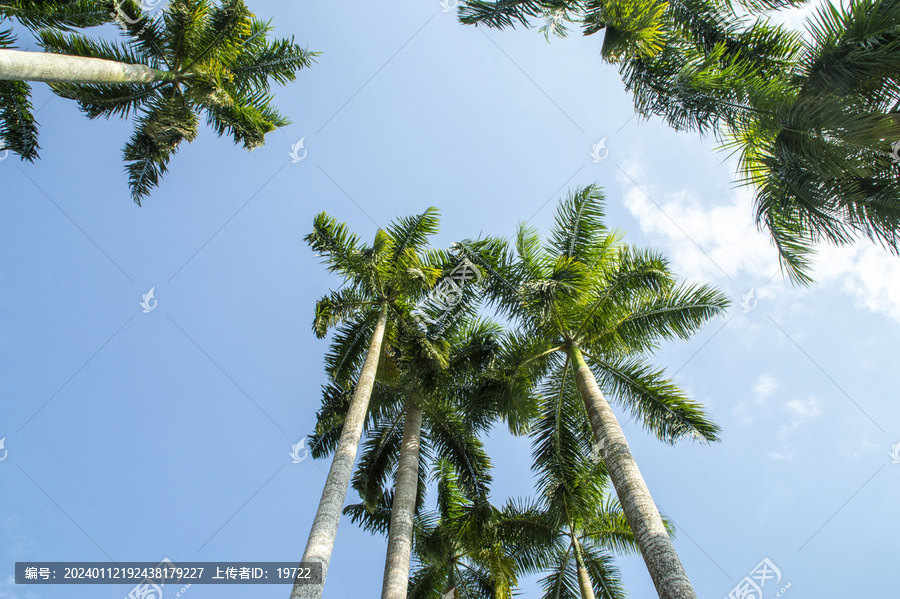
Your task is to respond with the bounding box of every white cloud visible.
[754,374,778,400]
[618,163,900,324]
[619,169,779,284]
[814,243,900,322]
[732,374,780,426]
[769,397,822,461]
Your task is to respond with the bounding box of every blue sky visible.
[1,0,899,597]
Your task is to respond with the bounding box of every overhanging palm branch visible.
[17,0,317,202]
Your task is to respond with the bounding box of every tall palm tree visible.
[0,0,112,160]
[455,185,728,599]
[312,312,518,599]
[499,368,669,599]
[293,209,443,599]
[345,459,518,599]
[0,0,316,202]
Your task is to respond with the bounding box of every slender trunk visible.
[571,535,596,599]
[381,402,423,599]
[442,563,457,599]
[0,49,175,84]
[291,303,390,599]
[568,345,696,599]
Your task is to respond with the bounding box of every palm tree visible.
[455,185,728,599]
[460,0,900,283]
[499,368,668,599]
[293,209,443,599]
[728,0,900,283]
[0,0,316,202]
[345,459,518,599]
[311,312,519,599]
[0,0,112,160]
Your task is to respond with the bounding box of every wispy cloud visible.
[618,161,900,324]
[732,373,779,426]
[768,397,822,461]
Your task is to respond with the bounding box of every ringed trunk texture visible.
[291,303,390,599]
[380,403,423,599]
[571,536,596,599]
[0,49,174,84]
[569,345,697,599]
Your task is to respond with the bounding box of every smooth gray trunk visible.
[291,303,390,599]
[569,345,697,599]
[571,536,596,599]
[380,403,423,599]
[0,49,174,84]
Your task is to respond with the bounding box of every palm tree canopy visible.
[731,0,900,283]
[32,0,316,202]
[460,0,900,284]
[330,316,523,598]
[347,459,519,599]
[455,184,729,445]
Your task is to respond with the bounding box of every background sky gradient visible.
[1,0,899,597]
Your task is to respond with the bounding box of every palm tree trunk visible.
[571,536,596,599]
[291,303,390,599]
[0,49,175,84]
[568,345,696,599]
[442,562,458,598]
[381,402,423,599]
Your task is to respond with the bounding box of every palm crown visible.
[305,209,444,366]
[458,185,726,444]
[37,0,316,202]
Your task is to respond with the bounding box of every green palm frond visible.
[0,0,112,30]
[308,383,351,459]
[589,352,721,443]
[594,281,728,350]
[539,546,580,599]
[385,208,442,262]
[547,184,610,266]
[0,78,37,159]
[39,28,153,66]
[580,543,626,599]
[458,0,550,28]
[122,91,198,204]
[17,0,317,201]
